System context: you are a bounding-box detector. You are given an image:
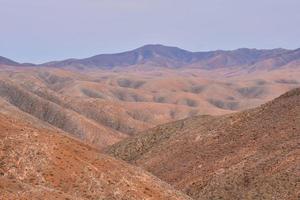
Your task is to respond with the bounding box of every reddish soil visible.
[107,88,300,200]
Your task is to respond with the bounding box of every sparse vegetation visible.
[275,79,299,84]
[237,86,265,98]
[208,99,239,110]
[81,88,105,99]
[117,79,145,89]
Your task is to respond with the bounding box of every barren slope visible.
[1,55,300,149]
[0,79,126,149]
[0,113,191,200]
[107,88,300,200]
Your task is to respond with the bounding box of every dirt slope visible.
[0,113,191,200]
[107,88,300,200]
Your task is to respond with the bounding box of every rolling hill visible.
[1,44,300,150]
[1,62,300,149]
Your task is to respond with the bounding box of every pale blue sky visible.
[1,0,299,63]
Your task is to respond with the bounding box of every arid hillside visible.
[1,63,300,149]
[0,78,127,149]
[0,112,191,200]
[107,88,300,200]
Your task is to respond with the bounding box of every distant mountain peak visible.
[138,44,170,49]
[136,44,189,51]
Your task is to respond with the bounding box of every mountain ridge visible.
[2,44,299,70]
[43,44,294,69]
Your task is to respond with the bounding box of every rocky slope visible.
[107,88,300,200]
[0,112,191,200]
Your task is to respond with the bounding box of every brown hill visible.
[1,65,300,149]
[0,79,126,149]
[107,88,300,200]
[0,112,191,200]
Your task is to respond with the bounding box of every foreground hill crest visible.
[107,87,300,200]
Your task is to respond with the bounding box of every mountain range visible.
[1,44,300,70]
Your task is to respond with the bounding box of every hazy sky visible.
[1,0,300,63]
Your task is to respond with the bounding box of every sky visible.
[1,0,300,64]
